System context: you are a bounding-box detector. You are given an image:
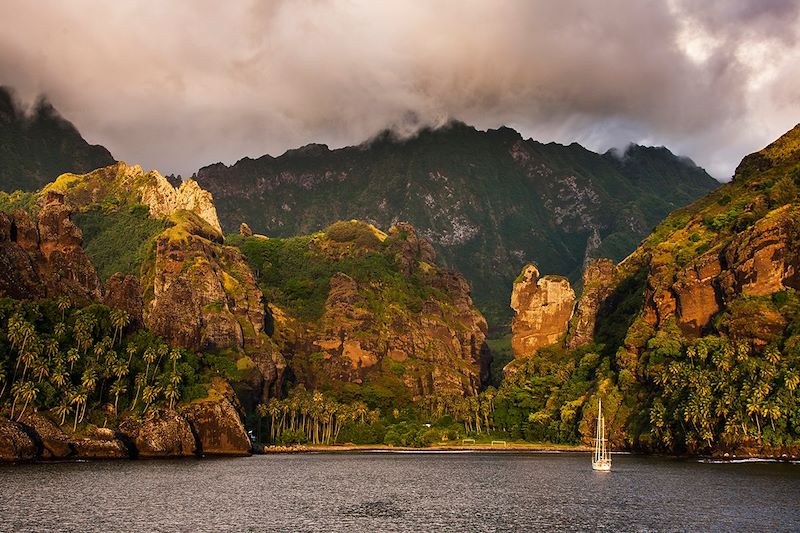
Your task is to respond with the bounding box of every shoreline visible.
[256,443,800,462]
[261,443,598,454]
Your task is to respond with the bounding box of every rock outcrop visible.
[139,176,223,235]
[69,434,129,459]
[260,222,489,398]
[388,222,437,275]
[568,258,616,349]
[510,264,576,357]
[1,399,255,461]
[103,273,144,328]
[0,417,38,462]
[47,162,222,236]
[0,190,101,303]
[182,379,251,456]
[306,268,488,397]
[18,413,72,459]
[643,205,800,335]
[119,409,197,457]
[145,210,282,408]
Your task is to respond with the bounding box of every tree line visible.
[0,298,202,432]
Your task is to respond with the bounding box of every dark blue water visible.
[1,452,798,532]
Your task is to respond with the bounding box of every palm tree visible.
[56,295,71,322]
[109,308,130,346]
[19,348,38,381]
[256,403,268,443]
[50,364,68,388]
[0,364,7,399]
[267,399,280,442]
[112,359,129,382]
[78,369,98,422]
[8,315,34,365]
[9,380,26,419]
[168,349,181,374]
[126,344,137,363]
[142,385,160,413]
[66,348,80,373]
[165,383,180,410]
[131,373,146,410]
[32,359,49,384]
[110,380,127,415]
[13,381,38,421]
[81,368,98,393]
[54,400,71,426]
[71,389,87,431]
[44,337,59,363]
[354,401,368,424]
[53,321,67,340]
[73,316,93,355]
[143,348,157,383]
[154,344,168,375]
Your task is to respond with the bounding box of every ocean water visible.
[1,452,798,532]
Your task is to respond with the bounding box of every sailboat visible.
[592,399,612,471]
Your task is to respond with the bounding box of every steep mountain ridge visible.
[504,124,800,456]
[195,121,719,327]
[229,220,490,401]
[0,87,115,192]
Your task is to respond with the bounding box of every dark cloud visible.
[1,0,798,180]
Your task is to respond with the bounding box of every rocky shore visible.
[0,381,252,462]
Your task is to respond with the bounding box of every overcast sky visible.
[2,0,799,180]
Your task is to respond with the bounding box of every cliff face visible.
[144,210,283,408]
[0,190,101,303]
[232,221,489,398]
[37,163,280,405]
[47,162,221,234]
[194,121,719,327]
[641,205,799,337]
[0,87,115,193]
[567,258,616,349]
[510,264,575,358]
[504,123,800,456]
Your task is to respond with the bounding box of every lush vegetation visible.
[483,127,800,454]
[73,204,168,281]
[197,121,718,330]
[0,87,115,193]
[0,298,220,433]
[229,220,443,322]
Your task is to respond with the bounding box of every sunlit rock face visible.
[568,258,616,349]
[510,264,575,358]
[0,191,101,303]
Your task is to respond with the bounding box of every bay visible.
[1,452,798,532]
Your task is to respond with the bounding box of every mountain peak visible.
[0,87,115,192]
[734,123,800,182]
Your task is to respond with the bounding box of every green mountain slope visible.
[195,122,719,328]
[228,219,489,405]
[501,123,800,456]
[0,87,115,193]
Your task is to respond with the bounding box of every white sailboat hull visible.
[592,460,612,471]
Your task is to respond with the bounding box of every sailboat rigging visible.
[592,398,612,471]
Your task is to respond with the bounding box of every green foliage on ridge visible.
[73,204,169,281]
[490,124,800,454]
[228,221,445,323]
[0,87,115,193]
[196,122,719,329]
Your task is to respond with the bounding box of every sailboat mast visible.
[600,404,606,460]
